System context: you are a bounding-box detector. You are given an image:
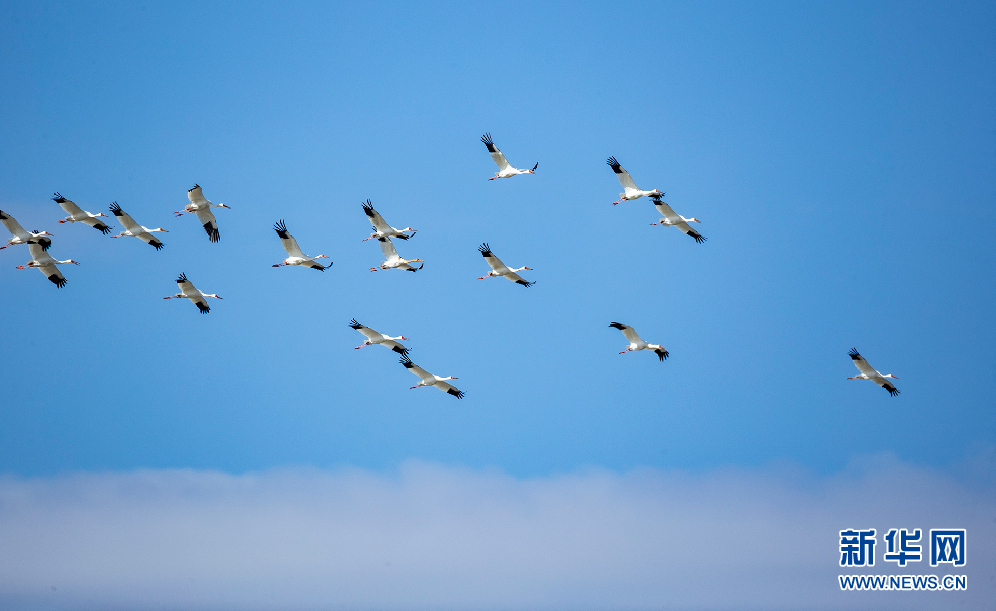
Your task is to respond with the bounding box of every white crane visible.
[163,273,221,313]
[53,193,112,234]
[109,202,167,250]
[848,348,900,396]
[362,200,415,241]
[272,220,331,270]
[481,133,537,180]
[609,322,669,361]
[606,157,661,205]
[15,241,77,287]
[0,210,53,250]
[477,243,534,287]
[400,355,464,398]
[349,319,409,354]
[175,184,230,243]
[370,237,422,272]
[650,194,706,243]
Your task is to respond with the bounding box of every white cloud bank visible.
[0,452,993,611]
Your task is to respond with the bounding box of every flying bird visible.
[272,220,331,270]
[848,348,900,396]
[481,133,537,180]
[15,241,77,287]
[609,322,669,361]
[370,237,423,272]
[175,184,230,242]
[349,319,409,354]
[362,200,416,241]
[477,243,534,287]
[53,193,112,234]
[400,354,464,398]
[109,202,167,250]
[0,210,53,250]
[650,195,706,243]
[606,157,661,205]
[163,273,221,313]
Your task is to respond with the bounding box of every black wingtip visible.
[204,223,220,242]
[188,183,200,192]
[48,274,66,288]
[400,354,414,367]
[151,240,164,251]
[197,302,211,314]
[606,156,621,171]
[887,386,900,397]
[478,242,491,256]
[531,162,538,171]
[349,318,362,329]
[362,201,374,215]
[849,348,861,360]
[52,192,67,203]
[517,280,535,287]
[608,322,626,330]
[690,233,707,244]
[392,345,409,355]
[176,272,188,283]
[657,349,669,361]
[38,237,52,251]
[95,223,111,234]
[481,132,498,153]
[448,388,465,399]
[110,201,122,214]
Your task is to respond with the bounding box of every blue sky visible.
[1,1,994,609]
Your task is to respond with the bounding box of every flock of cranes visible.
[2,134,900,397]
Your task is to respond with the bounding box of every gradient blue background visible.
[1,0,993,478]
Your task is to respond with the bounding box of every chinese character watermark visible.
[930,529,966,567]
[884,528,921,566]
[840,529,876,566]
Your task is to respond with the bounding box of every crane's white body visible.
[609,322,669,361]
[477,243,534,287]
[272,220,331,270]
[371,237,422,272]
[482,133,537,179]
[349,319,409,354]
[53,193,111,234]
[15,241,77,287]
[650,196,706,243]
[164,273,221,313]
[0,210,53,250]
[606,157,661,205]
[362,200,415,241]
[400,355,464,398]
[176,184,230,243]
[848,348,900,396]
[109,202,167,250]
